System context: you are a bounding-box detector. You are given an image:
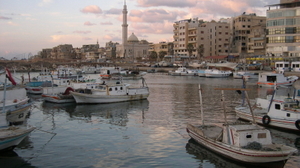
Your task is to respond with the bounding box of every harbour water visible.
[1,73,299,168]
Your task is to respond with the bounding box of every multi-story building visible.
[50,44,75,59]
[196,21,231,58]
[266,0,300,59]
[173,18,204,57]
[247,24,266,57]
[232,13,266,59]
[105,41,119,59]
[173,19,232,60]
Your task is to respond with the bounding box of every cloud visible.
[188,0,270,20]
[137,0,197,7]
[128,9,188,23]
[84,21,96,26]
[38,0,53,7]
[105,8,122,15]
[81,5,102,14]
[73,31,91,34]
[0,16,12,20]
[100,22,113,25]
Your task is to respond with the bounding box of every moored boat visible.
[235,87,300,132]
[42,87,75,103]
[204,69,232,78]
[257,72,298,87]
[186,86,297,166]
[71,78,149,104]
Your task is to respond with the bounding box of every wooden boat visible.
[233,71,258,79]
[186,86,297,165]
[257,72,298,87]
[6,103,31,125]
[0,125,35,152]
[235,86,300,132]
[42,87,75,103]
[169,67,198,76]
[71,78,149,104]
[206,61,238,70]
[204,69,232,78]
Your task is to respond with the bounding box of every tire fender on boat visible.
[295,120,300,130]
[262,115,271,125]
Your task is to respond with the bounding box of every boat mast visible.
[199,85,204,125]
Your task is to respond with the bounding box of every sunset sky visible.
[0,0,275,59]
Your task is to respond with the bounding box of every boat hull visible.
[42,94,75,103]
[6,103,31,125]
[235,107,300,132]
[71,92,149,104]
[0,127,35,151]
[186,124,296,164]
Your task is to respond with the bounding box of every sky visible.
[0,0,275,59]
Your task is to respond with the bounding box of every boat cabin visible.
[222,124,272,147]
[258,73,286,83]
[291,61,300,72]
[275,61,290,73]
[267,98,300,119]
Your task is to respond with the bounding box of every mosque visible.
[115,1,150,60]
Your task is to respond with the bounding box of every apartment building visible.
[173,18,231,59]
[266,0,300,58]
[197,21,231,58]
[173,18,204,56]
[232,13,266,59]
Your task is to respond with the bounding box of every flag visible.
[5,68,16,85]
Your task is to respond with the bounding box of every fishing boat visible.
[235,85,300,132]
[71,78,149,104]
[204,69,232,78]
[186,86,297,165]
[233,71,258,79]
[206,61,238,70]
[257,72,298,87]
[0,69,35,151]
[169,67,198,76]
[42,87,75,103]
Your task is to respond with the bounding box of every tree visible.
[149,51,157,62]
[187,43,194,60]
[158,51,167,61]
[197,44,204,61]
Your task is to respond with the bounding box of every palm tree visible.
[187,43,194,61]
[197,44,204,61]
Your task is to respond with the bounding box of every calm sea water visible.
[1,73,299,168]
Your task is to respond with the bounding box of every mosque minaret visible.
[116,0,149,59]
[122,0,128,46]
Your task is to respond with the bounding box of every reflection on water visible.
[186,139,286,168]
[2,73,299,167]
[0,150,35,168]
[41,100,149,126]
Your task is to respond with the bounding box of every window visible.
[275,104,281,110]
[258,133,266,138]
[109,88,112,91]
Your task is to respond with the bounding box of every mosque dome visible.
[127,33,139,42]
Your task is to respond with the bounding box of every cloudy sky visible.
[0,0,275,59]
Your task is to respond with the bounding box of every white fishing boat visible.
[71,78,149,104]
[6,103,31,125]
[257,72,298,87]
[110,71,147,80]
[204,69,232,78]
[206,61,238,70]
[233,71,258,79]
[0,124,35,152]
[235,86,300,132]
[42,87,75,103]
[169,67,198,76]
[0,70,35,151]
[186,86,297,165]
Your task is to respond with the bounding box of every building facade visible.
[266,0,300,59]
[232,13,266,59]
